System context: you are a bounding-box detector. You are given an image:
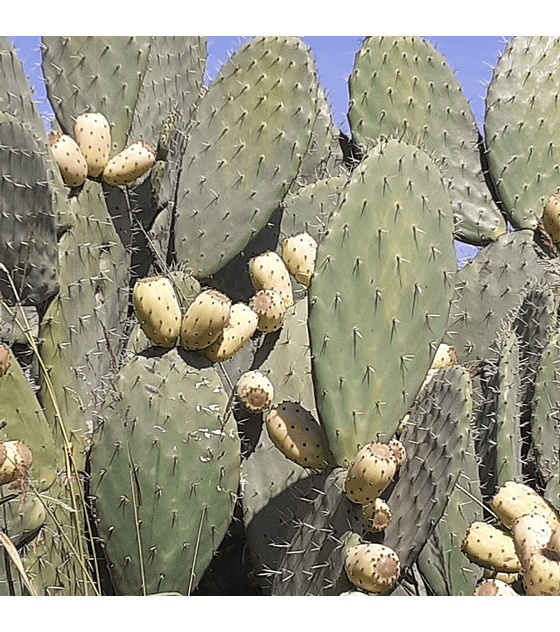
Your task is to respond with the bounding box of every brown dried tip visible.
[0,441,33,507]
[0,345,11,377]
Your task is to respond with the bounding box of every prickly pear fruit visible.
[473,579,519,596]
[281,231,317,287]
[523,549,560,596]
[0,345,11,377]
[344,543,400,594]
[73,112,111,177]
[265,400,334,469]
[491,481,560,530]
[248,251,293,308]
[461,521,522,573]
[180,289,231,351]
[102,140,156,186]
[249,289,286,333]
[543,193,560,243]
[0,441,32,502]
[203,303,258,363]
[235,371,274,414]
[132,276,182,348]
[344,442,399,505]
[388,438,406,468]
[49,131,88,187]
[362,497,392,533]
[511,512,552,569]
[548,523,560,555]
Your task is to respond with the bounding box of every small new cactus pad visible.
[362,498,392,533]
[491,481,560,530]
[102,140,156,186]
[542,193,560,243]
[132,276,182,348]
[344,543,401,594]
[249,251,293,308]
[344,442,399,505]
[461,521,522,573]
[430,343,458,370]
[180,289,231,351]
[281,231,317,287]
[49,131,87,187]
[235,371,274,414]
[203,303,258,363]
[73,112,111,177]
[0,345,10,377]
[249,290,286,333]
[265,401,334,469]
[473,579,519,596]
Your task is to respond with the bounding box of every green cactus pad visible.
[38,180,129,471]
[445,229,560,364]
[0,348,57,491]
[308,138,456,466]
[90,349,240,595]
[348,36,505,246]
[384,365,474,575]
[485,36,560,230]
[172,36,318,279]
[41,36,151,154]
[0,111,58,305]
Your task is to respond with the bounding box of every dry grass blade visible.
[0,532,38,596]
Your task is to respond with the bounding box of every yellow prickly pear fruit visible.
[344,442,399,505]
[344,543,400,595]
[132,276,182,348]
[543,193,560,243]
[510,512,552,569]
[388,438,406,468]
[523,549,560,595]
[461,521,522,573]
[180,289,231,351]
[281,231,317,287]
[265,401,334,469]
[235,370,274,414]
[102,140,156,187]
[248,251,293,308]
[249,289,286,333]
[362,497,392,533]
[490,481,560,530]
[73,112,111,177]
[473,579,519,596]
[49,131,88,187]
[203,303,258,363]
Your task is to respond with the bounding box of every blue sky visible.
[8,35,512,264]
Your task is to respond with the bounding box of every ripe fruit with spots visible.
[249,251,293,308]
[49,131,88,187]
[203,303,258,363]
[265,401,334,469]
[180,289,231,351]
[461,521,522,573]
[490,481,560,530]
[543,193,560,243]
[102,140,156,187]
[281,231,317,287]
[235,371,274,414]
[249,289,286,333]
[132,276,182,348]
[344,543,401,594]
[73,112,111,177]
[344,442,400,505]
[362,497,392,533]
[473,579,519,596]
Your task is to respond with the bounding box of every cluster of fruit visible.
[49,112,155,188]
